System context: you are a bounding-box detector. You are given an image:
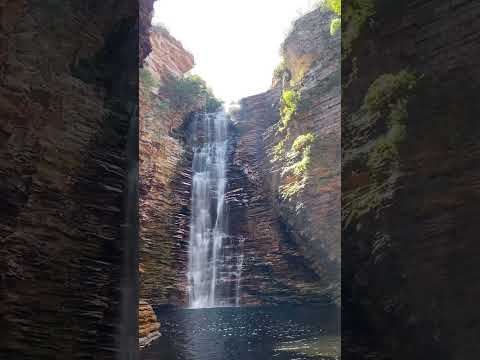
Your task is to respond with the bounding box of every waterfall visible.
[187,111,243,309]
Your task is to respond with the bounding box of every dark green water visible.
[141,304,339,360]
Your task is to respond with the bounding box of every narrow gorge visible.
[1,1,478,359]
[139,4,340,359]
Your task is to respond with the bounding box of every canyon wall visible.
[234,8,341,304]
[0,0,140,358]
[139,26,195,308]
[140,0,156,64]
[139,7,341,308]
[138,25,200,349]
[342,0,480,358]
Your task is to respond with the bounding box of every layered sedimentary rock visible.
[234,8,340,304]
[138,300,161,349]
[139,98,193,307]
[0,0,139,358]
[146,26,195,83]
[342,0,480,358]
[139,7,341,310]
[138,24,197,346]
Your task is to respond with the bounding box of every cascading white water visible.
[187,111,243,309]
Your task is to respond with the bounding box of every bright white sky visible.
[153,0,315,104]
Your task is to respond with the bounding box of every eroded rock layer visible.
[138,300,161,350]
[146,26,195,83]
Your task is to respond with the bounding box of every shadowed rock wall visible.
[342,0,480,358]
[0,0,140,358]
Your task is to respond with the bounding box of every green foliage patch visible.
[140,67,159,90]
[343,0,375,58]
[291,133,316,154]
[160,74,223,112]
[365,71,416,176]
[344,70,417,225]
[279,89,301,132]
[280,179,307,200]
[319,0,342,35]
[330,18,341,35]
[280,133,317,199]
[365,70,417,114]
[273,60,288,84]
[272,138,287,162]
[366,137,398,173]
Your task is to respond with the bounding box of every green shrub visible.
[280,135,316,199]
[318,0,341,35]
[290,68,306,87]
[205,96,223,113]
[279,89,301,132]
[140,67,159,90]
[272,138,286,162]
[324,0,341,14]
[292,146,312,176]
[367,137,398,172]
[291,133,316,154]
[364,71,417,179]
[280,179,306,199]
[343,0,375,57]
[330,18,341,35]
[283,145,312,177]
[365,71,417,114]
[160,74,223,112]
[273,60,288,83]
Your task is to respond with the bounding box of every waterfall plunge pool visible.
[140,304,339,360]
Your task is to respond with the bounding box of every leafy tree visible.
[319,0,341,35]
[160,74,223,112]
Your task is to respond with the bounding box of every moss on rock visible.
[365,71,417,114]
[345,70,417,224]
[343,0,376,59]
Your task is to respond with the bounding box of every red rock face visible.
[234,8,341,304]
[145,26,194,82]
[232,91,331,305]
[139,26,195,309]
